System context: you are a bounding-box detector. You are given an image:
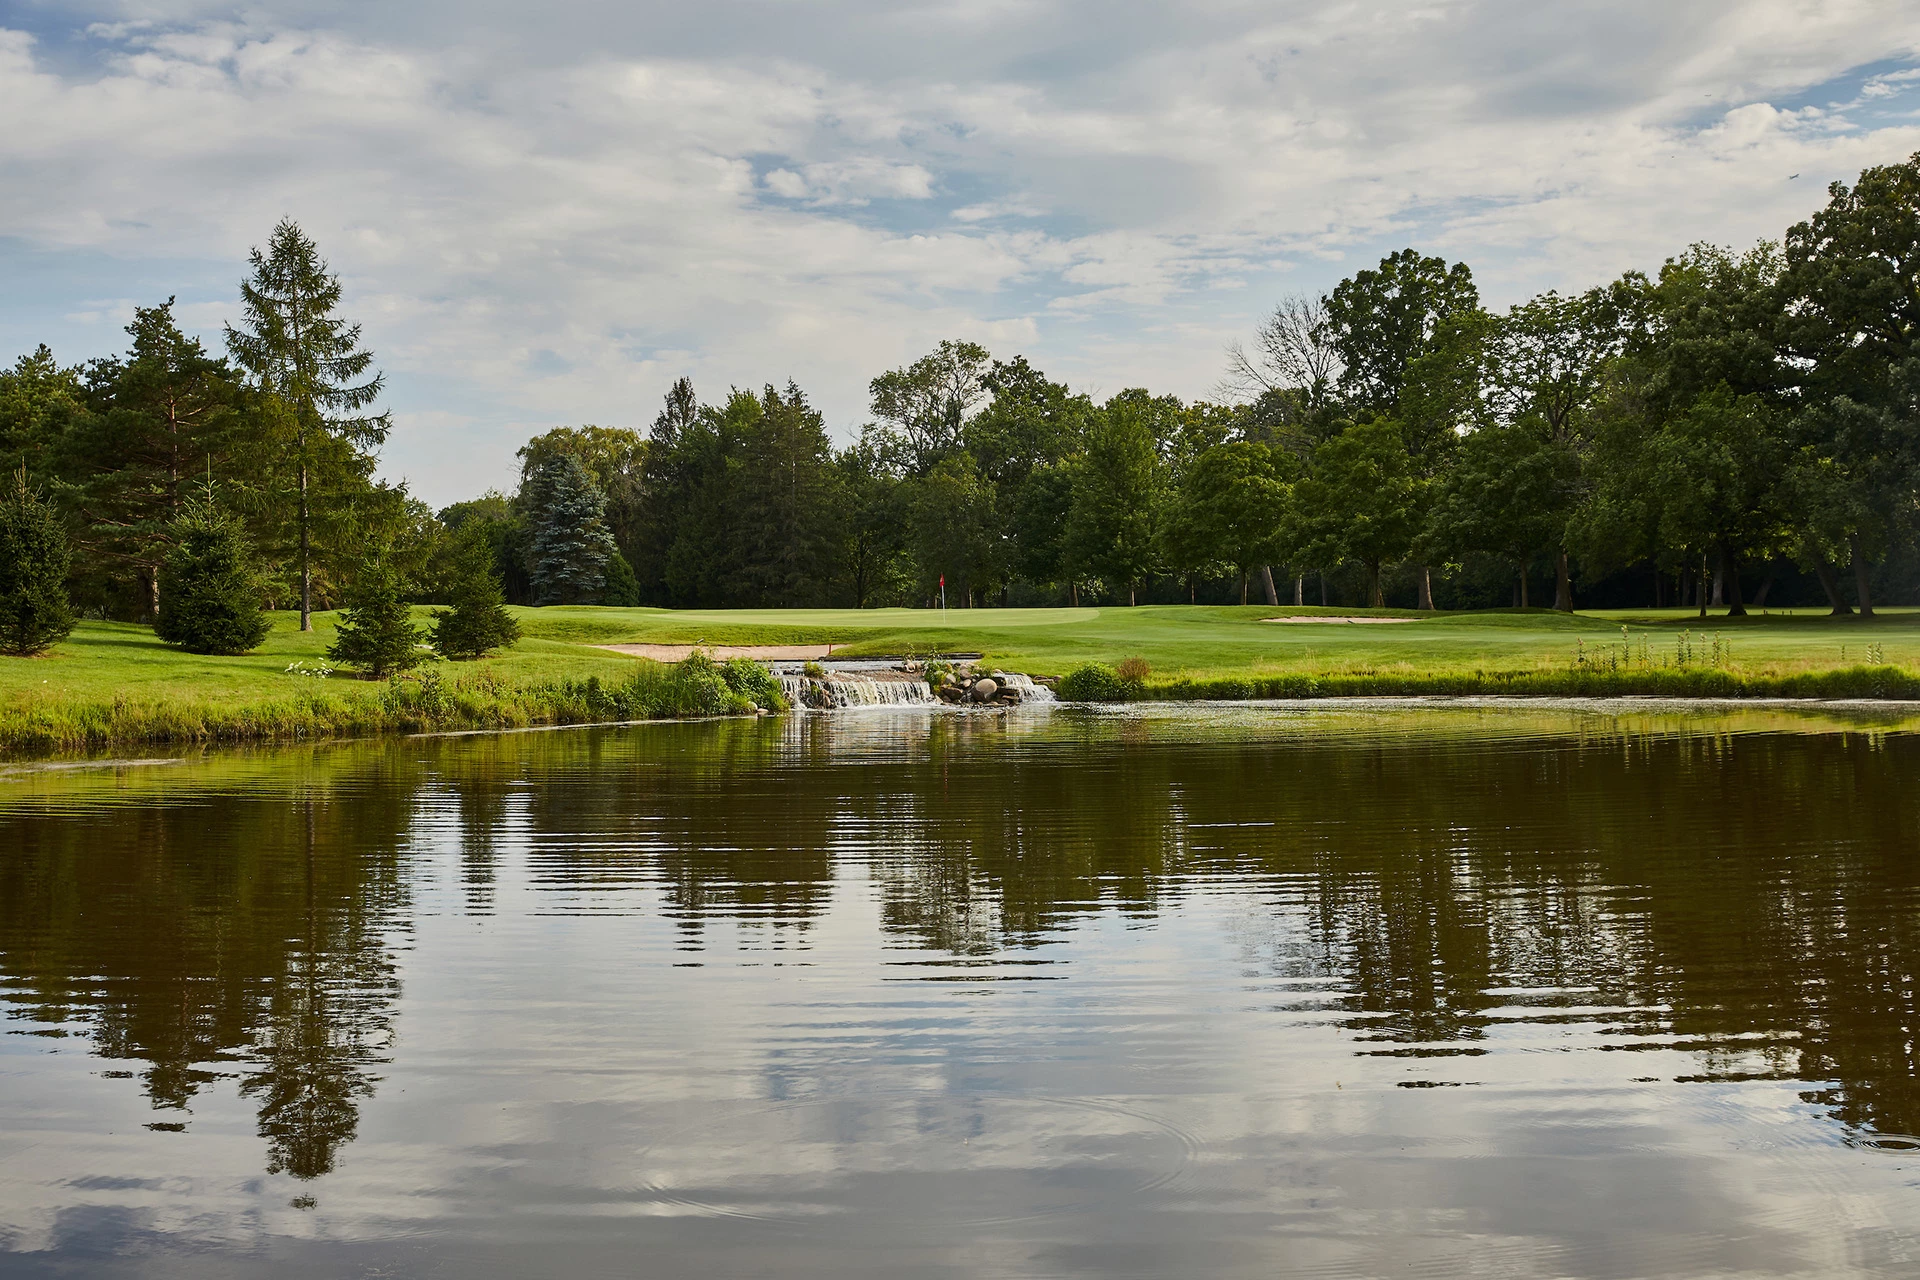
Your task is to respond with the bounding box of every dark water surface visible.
[3,702,1919,1278]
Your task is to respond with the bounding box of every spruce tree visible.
[326,556,426,678]
[0,473,76,656]
[432,535,521,659]
[155,496,271,655]
[226,219,390,632]
[524,455,616,604]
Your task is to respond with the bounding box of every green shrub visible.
[0,477,75,656]
[1058,662,1139,702]
[154,499,270,655]
[720,657,789,711]
[327,558,428,679]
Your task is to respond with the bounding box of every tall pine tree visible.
[225,219,389,632]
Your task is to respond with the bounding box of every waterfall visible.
[780,675,937,710]
[993,672,1056,703]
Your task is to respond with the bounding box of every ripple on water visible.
[634,1093,1202,1227]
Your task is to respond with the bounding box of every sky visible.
[3,1,1920,509]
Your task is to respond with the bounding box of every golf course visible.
[4,603,1918,755]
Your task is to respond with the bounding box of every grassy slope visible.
[3,603,1917,754]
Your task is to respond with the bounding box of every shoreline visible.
[5,677,1919,761]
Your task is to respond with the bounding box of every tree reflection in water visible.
[0,703,1916,1182]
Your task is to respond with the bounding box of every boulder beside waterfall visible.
[781,661,1055,710]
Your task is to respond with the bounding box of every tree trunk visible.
[1751,570,1775,608]
[1319,571,1327,607]
[298,457,312,631]
[1848,533,1874,617]
[1259,565,1280,606]
[1238,571,1248,606]
[147,568,160,620]
[1293,575,1304,606]
[1697,550,1708,620]
[1517,566,1528,609]
[1368,563,1384,608]
[1417,564,1434,610]
[1070,581,1079,607]
[1808,545,1851,615]
[1553,549,1573,612]
[1653,568,1664,609]
[1720,545,1746,616]
[1128,582,1137,607]
[1709,559,1725,608]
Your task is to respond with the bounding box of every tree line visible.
[5,152,1920,641]
[457,150,1920,618]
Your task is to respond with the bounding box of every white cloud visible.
[3,3,1920,504]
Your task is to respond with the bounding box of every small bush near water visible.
[721,656,789,711]
[1057,662,1145,702]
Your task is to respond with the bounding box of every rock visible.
[971,678,999,702]
[1000,685,1022,703]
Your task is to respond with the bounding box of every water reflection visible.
[1,704,1917,1275]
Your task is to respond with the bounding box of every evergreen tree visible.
[326,556,425,677]
[0,472,76,656]
[226,219,390,632]
[65,300,246,618]
[733,382,839,606]
[0,345,89,483]
[599,552,642,607]
[431,533,521,659]
[524,454,616,604]
[155,495,271,655]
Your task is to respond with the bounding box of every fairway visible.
[521,602,1920,681]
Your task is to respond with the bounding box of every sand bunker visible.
[596,643,837,661]
[1264,616,1417,625]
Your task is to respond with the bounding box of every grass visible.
[3,603,1918,755]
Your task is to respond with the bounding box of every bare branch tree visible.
[1218,294,1342,409]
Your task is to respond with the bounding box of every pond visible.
[2,702,1918,1278]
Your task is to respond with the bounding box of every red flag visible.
[939,575,945,587]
